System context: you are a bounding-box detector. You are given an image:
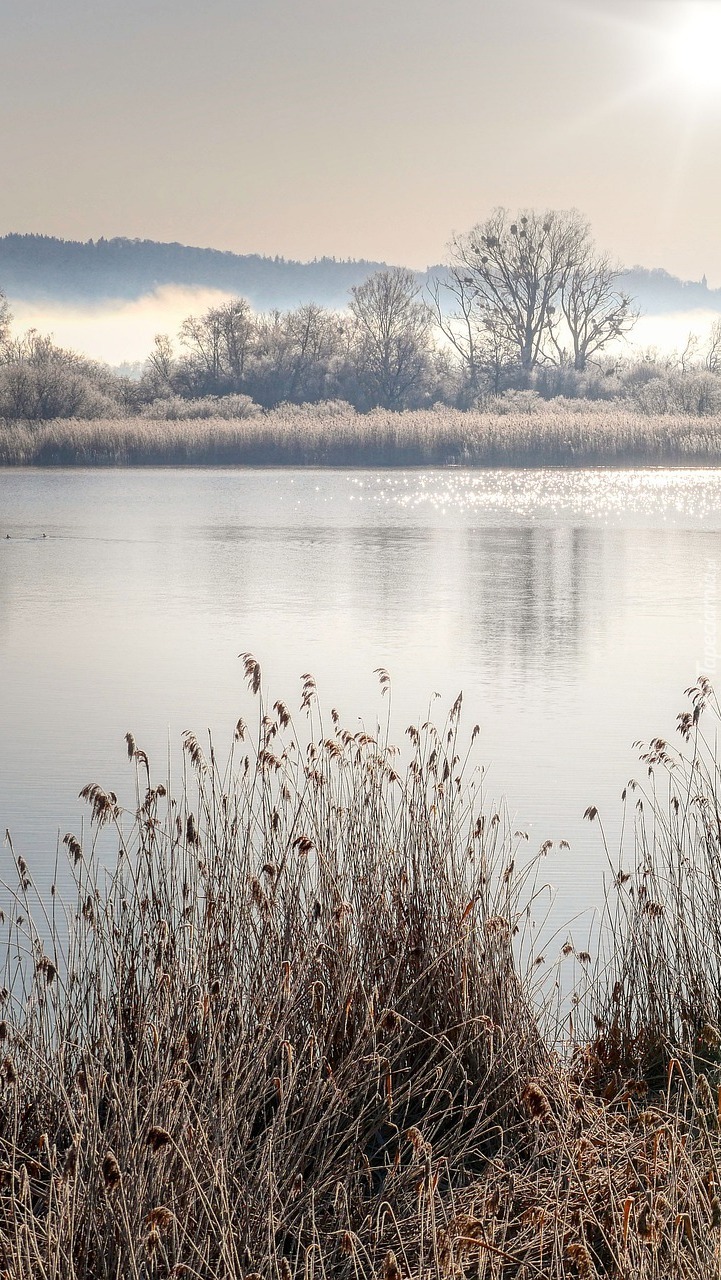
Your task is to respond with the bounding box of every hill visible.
[0,233,719,317]
[0,234,389,310]
[621,265,721,315]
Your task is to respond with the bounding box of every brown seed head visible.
[239,652,262,695]
[62,1141,79,1180]
[147,1205,174,1230]
[144,1228,160,1256]
[522,1080,551,1122]
[484,916,510,938]
[697,1073,714,1112]
[63,833,83,863]
[565,1242,595,1278]
[102,1151,121,1191]
[637,1201,654,1240]
[382,1251,401,1280]
[79,783,119,826]
[379,1008,402,1035]
[147,1126,172,1153]
[37,956,57,985]
[1,1058,17,1086]
[274,700,291,729]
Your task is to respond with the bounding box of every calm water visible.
[1,467,720,924]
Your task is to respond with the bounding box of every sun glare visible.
[667,3,721,96]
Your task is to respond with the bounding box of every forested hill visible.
[1,233,720,317]
[0,235,388,309]
[621,267,721,315]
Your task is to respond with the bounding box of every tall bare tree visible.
[349,267,431,409]
[179,298,254,392]
[252,303,342,405]
[558,254,636,370]
[144,333,176,394]
[448,209,588,373]
[428,271,516,399]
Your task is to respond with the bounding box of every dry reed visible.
[1,401,721,466]
[1,670,721,1277]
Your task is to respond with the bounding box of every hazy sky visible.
[3,0,721,280]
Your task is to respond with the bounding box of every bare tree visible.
[428,271,517,400]
[283,303,342,401]
[448,209,589,373]
[143,333,176,395]
[251,304,342,405]
[179,298,254,393]
[678,331,700,375]
[0,330,121,420]
[0,286,11,353]
[349,268,432,409]
[706,318,721,373]
[557,254,636,370]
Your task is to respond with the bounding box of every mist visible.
[9,285,237,367]
[628,309,721,358]
[9,290,721,372]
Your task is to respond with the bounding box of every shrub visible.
[139,392,260,420]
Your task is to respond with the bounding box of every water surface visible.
[1,467,719,928]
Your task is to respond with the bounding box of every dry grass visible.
[2,670,721,1277]
[1,400,721,466]
[588,678,721,1087]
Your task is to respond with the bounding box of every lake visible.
[1,466,720,930]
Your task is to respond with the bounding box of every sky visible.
[2,0,721,281]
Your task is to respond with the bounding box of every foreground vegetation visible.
[1,400,721,467]
[2,668,721,1277]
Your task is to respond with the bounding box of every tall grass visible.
[3,669,721,1277]
[1,401,721,466]
[589,678,721,1085]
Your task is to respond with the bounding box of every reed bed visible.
[1,402,721,466]
[589,678,721,1083]
[2,668,721,1278]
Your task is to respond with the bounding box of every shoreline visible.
[1,404,721,468]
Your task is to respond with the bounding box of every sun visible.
[666,3,721,96]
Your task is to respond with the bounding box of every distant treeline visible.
[0,233,388,309]
[2,209,721,424]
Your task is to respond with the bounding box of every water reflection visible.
[462,526,605,681]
